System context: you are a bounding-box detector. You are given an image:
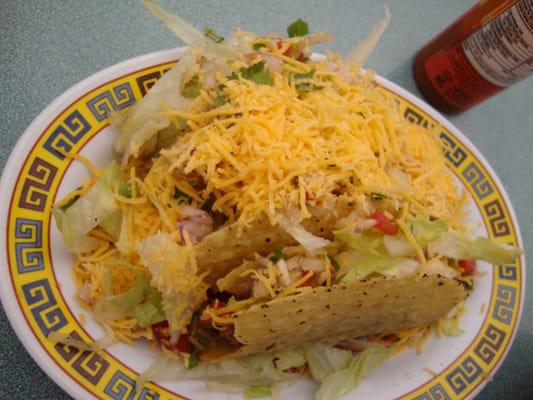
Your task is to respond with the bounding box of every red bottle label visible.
[424,0,533,110]
[425,43,501,109]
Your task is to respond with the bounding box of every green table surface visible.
[1,1,531,399]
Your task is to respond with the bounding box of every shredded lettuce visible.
[276,212,330,252]
[336,250,394,282]
[273,348,306,371]
[334,231,386,256]
[113,50,196,164]
[99,161,125,188]
[138,350,302,386]
[411,216,448,247]
[52,162,130,252]
[137,341,389,400]
[100,210,123,241]
[428,231,523,264]
[305,344,353,382]
[246,384,272,398]
[94,260,164,326]
[52,180,117,253]
[137,233,208,341]
[336,229,421,280]
[134,301,165,327]
[380,257,419,278]
[383,234,416,257]
[141,0,204,44]
[346,5,390,66]
[315,347,392,400]
[441,318,464,337]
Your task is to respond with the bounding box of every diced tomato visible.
[152,320,170,341]
[371,210,399,235]
[198,316,213,327]
[276,41,304,60]
[175,333,193,354]
[459,259,476,276]
[151,320,193,354]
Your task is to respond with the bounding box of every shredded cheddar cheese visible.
[279,271,314,298]
[161,56,463,229]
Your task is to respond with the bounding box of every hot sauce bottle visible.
[413,0,533,114]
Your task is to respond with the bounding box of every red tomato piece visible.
[151,320,193,354]
[459,259,476,276]
[371,210,399,235]
[175,333,193,354]
[276,41,303,60]
[151,320,170,342]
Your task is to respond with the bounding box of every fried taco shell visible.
[203,273,466,360]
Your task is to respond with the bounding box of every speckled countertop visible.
[1,1,532,399]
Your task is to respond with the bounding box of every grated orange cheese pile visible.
[161,52,464,230]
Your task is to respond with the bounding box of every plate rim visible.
[0,47,526,400]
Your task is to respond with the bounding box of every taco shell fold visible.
[218,273,466,358]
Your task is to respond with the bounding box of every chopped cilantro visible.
[119,182,132,198]
[460,280,474,291]
[201,197,214,213]
[370,192,388,200]
[201,197,227,228]
[294,69,317,92]
[203,27,224,43]
[287,18,309,37]
[226,71,238,80]
[59,194,80,211]
[327,255,340,271]
[188,348,198,370]
[270,248,287,263]
[173,187,192,203]
[239,61,273,86]
[182,76,201,98]
[213,95,226,107]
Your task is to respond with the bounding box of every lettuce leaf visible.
[273,348,306,371]
[52,179,117,253]
[246,384,272,398]
[276,212,329,252]
[113,50,196,165]
[305,344,353,382]
[411,216,448,247]
[315,347,392,400]
[441,318,464,337]
[93,260,164,327]
[428,232,523,264]
[383,234,415,257]
[52,162,129,252]
[346,5,390,66]
[138,349,302,386]
[334,231,386,256]
[337,250,394,282]
[141,0,204,44]
[137,233,208,341]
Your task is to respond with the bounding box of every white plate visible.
[0,48,525,400]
